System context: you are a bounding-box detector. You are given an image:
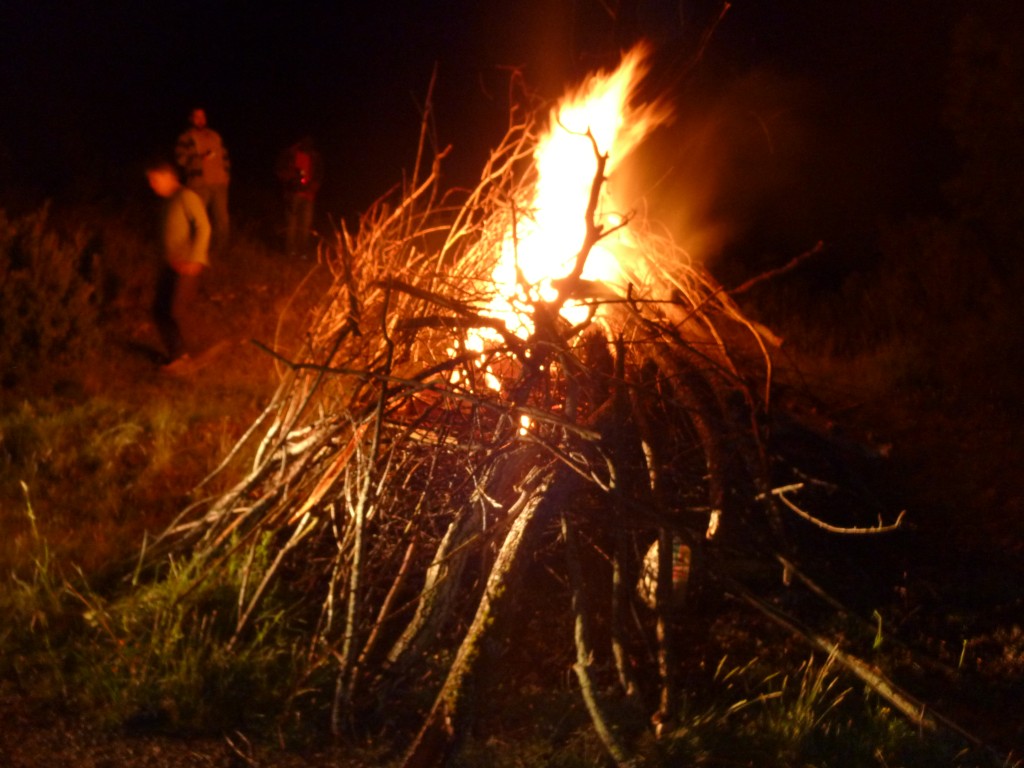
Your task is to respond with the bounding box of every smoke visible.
[614,47,950,286]
[612,66,826,275]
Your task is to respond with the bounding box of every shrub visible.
[0,203,103,385]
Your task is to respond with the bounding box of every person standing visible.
[146,159,211,369]
[175,107,230,254]
[276,135,323,258]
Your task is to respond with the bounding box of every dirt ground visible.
[0,682,381,768]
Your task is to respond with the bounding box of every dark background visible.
[0,0,981,272]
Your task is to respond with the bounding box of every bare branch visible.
[765,483,906,535]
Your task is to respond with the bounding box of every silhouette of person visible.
[175,107,230,254]
[276,136,323,258]
[146,159,211,369]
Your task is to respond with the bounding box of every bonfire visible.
[149,44,907,766]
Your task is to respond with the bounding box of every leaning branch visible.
[728,581,936,732]
[765,483,906,535]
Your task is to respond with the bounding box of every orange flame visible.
[492,44,669,335]
[459,44,672,392]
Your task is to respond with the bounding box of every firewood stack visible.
[148,62,902,766]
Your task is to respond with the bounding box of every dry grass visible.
[0,203,319,579]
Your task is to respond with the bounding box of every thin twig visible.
[765,483,906,535]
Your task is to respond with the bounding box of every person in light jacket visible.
[146,159,211,369]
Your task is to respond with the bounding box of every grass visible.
[450,650,1013,767]
[0,199,1022,765]
[1,483,64,638]
[0,393,250,578]
[66,533,309,734]
[0,200,329,748]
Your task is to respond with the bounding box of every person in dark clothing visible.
[276,136,323,257]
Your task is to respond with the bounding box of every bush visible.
[0,203,103,385]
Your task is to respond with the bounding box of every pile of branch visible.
[146,77,907,766]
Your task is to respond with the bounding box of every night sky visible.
[1,1,965,266]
